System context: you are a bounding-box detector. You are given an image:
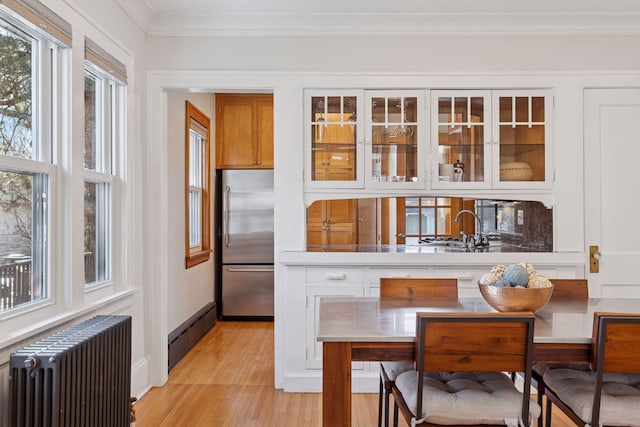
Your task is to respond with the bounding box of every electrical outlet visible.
[517,210,524,225]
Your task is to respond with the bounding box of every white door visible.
[584,89,640,297]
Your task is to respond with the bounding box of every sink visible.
[419,237,466,248]
[419,237,502,250]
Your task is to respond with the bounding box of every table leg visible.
[323,341,352,427]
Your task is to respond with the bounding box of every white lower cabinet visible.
[282,255,584,392]
[305,285,365,369]
[367,267,434,284]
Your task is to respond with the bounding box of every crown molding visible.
[144,11,640,37]
[113,0,155,32]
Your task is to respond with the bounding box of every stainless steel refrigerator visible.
[217,169,274,319]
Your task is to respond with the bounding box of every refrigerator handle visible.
[223,185,231,247]
[226,267,275,273]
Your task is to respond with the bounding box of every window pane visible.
[0,26,34,159]
[0,170,48,311]
[436,208,451,235]
[189,129,203,187]
[84,73,98,170]
[84,182,110,284]
[421,209,434,234]
[189,189,201,248]
[405,197,419,207]
[405,207,419,234]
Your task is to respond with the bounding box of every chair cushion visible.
[381,361,414,381]
[543,368,640,426]
[532,362,590,378]
[395,371,541,425]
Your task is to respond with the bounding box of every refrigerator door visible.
[222,169,274,264]
[221,265,274,317]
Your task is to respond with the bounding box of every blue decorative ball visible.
[503,264,529,287]
[493,278,512,287]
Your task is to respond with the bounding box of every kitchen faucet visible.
[454,210,488,248]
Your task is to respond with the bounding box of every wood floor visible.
[134,321,574,426]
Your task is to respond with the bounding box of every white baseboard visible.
[131,355,151,400]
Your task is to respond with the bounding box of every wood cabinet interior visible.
[307,199,359,246]
[312,113,356,181]
[498,95,546,182]
[215,93,273,169]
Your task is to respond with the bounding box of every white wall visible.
[165,92,215,332]
[147,35,640,72]
[0,1,150,423]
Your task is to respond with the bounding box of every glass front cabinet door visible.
[431,90,491,189]
[365,90,425,189]
[493,90,553,189]
[304,90,365,189]
[431,89,552,190]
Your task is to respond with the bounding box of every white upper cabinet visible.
[304,89,426,191]
[305,88,553,193]
[431,89,553,190]
[365,90,426,189]
[492,90,553,189]
[304,90,365,189]
[430,90,492,190]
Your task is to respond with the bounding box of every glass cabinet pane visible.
[311,96,357,182]
[498,95,546,182]
[436,95,486,183]
[370,96,418,183]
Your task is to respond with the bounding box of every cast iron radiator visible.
[9,315,132,427]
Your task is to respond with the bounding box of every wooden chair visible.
[379,277,458,299]
[543,312,640,426]
[377,278,458,427]
[532,279,589,426]
[391,312,540,426]
[547,278,589,300]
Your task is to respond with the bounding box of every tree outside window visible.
[0,23,50,311]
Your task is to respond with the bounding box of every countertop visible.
[306,243,540,253]
[279,248,585,267]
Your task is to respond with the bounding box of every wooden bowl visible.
[478,283,554,312]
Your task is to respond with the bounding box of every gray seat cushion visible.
[395,371,541,425]
[381,361,414,381]
[532,362,590,378]
[543,368,640,426]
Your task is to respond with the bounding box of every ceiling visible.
[116,0,640,36]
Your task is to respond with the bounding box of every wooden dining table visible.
[316,295,640,427]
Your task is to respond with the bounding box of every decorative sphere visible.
[503,264,529,287]
[493,278,511,287]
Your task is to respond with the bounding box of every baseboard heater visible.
[168,302,216,370]
[9,315,132,427]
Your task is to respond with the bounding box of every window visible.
[185,102,211,268]
[398,197,463,244]
[84,38,125,286]
[0,3,69,313]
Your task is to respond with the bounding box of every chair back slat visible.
[422,320,530,373]
[593,312,640,373]
[379,278,458,299]
[548,279,589,300]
